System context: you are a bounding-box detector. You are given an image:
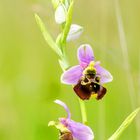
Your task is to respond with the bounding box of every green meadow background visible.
[0,0,140,139]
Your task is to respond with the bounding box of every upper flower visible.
[48,99,94,140]
[61,44,113,100]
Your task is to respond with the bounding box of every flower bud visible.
[67,24,83,42]
[55,4,67,24]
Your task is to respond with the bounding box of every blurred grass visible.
[0,0,140,140]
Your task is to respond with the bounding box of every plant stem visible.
[58,0,87,125]
[78,98,87,124]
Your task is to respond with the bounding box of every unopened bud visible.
[67,24,83,42]
[55,4,66,24]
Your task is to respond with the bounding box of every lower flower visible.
[48,100,94,140]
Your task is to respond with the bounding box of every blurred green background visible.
[0,0,140,139]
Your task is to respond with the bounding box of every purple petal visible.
[61,65,83,85]
[60,118,94,140]
[54,100,71,119]
[94,63,113,84]
[77,44,94,68]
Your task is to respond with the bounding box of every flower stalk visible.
[52,0,88,125]
[78,98,87,124]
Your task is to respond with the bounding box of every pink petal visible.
[54,100,71,119]
[94,64,113,84]
[77,44,94,68]
[60,118,94,140]
[61,65,83,85]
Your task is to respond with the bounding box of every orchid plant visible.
[35,0,140,139]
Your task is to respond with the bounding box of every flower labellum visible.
[61,44,113,100]
[59,131,73,140]
[48,100,94,140]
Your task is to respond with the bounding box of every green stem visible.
[78,98,87,124]
[56,0,87,125]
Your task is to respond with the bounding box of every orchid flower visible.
[48,99,94,140]
[61,44,113,100]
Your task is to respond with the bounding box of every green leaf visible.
[108,107,140,140]
[35,14,62,56]
[60,0,74,45]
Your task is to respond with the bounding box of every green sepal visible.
[48,121,70,133]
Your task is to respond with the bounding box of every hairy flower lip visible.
[73,80,107,100]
